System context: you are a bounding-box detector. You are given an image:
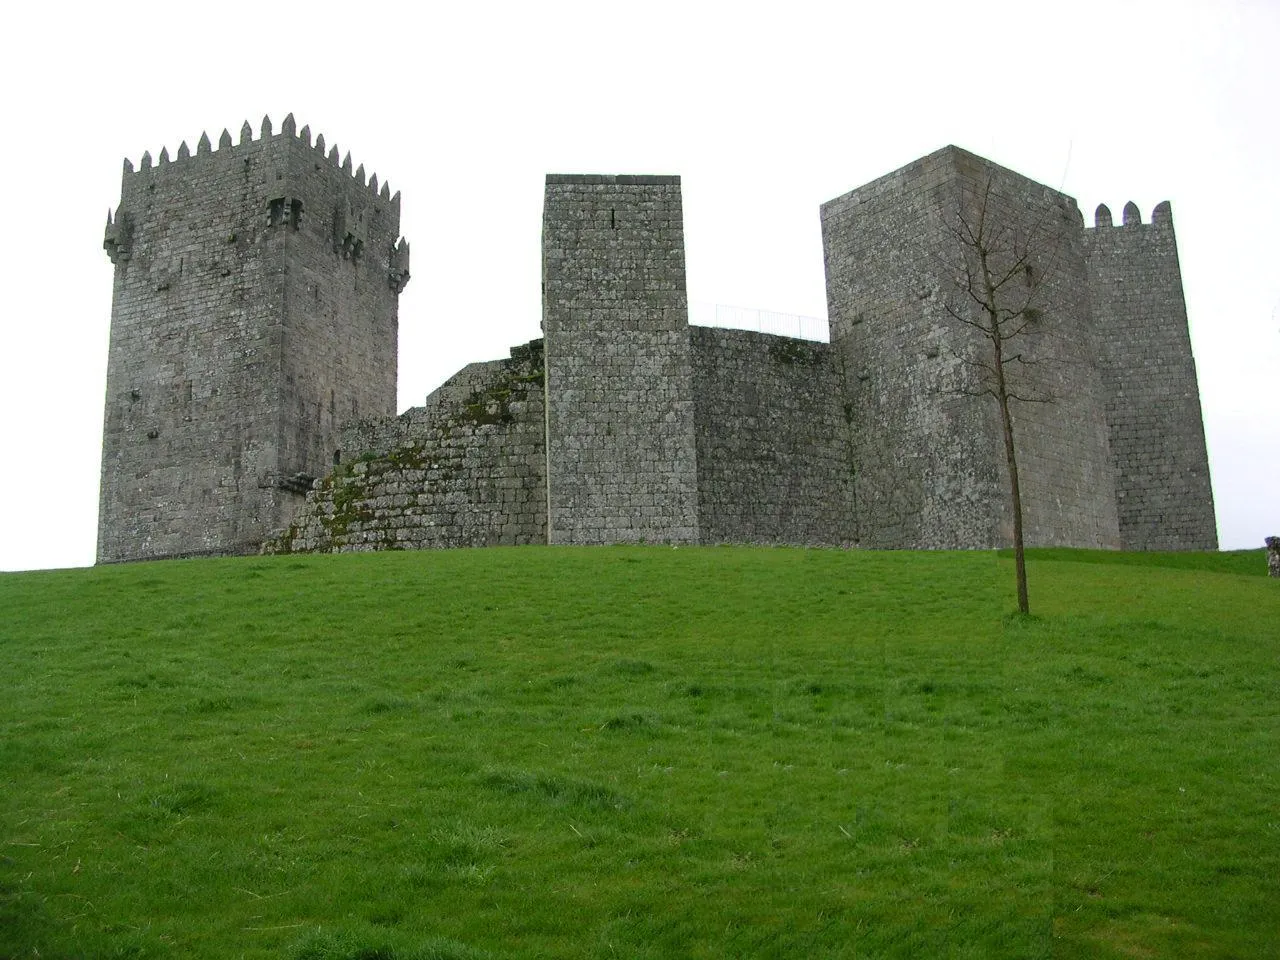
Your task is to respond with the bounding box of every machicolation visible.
[98,118,1217,561]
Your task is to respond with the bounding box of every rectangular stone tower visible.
[98,115,409,562]
[1084,202,1217,550]
[822,146,1121,549]
[541,175,699,545]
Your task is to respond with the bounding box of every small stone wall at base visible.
[263,341,546,553]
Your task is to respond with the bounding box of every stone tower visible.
[822,146,1121,549]
[98,115,409,562]
[1084,202,1217,550]
[541,175,699,544]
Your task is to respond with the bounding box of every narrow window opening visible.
[610,208,616,229]
[333,449,341,465]
[269,197,303,230]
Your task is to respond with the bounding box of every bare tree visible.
[943,178,1059,615]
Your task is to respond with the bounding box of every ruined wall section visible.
[338,342,544,459]
[690,328,857,545]
[99,116,406,563]
[822,146,1120,549]
[1084,203,1217,550]
[542,175,699,544]
[263,342,545,553]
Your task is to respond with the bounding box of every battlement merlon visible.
[390,239,411,293]
[1088,200,1175,230]
[103,207,132,265]
[108,114,410,286]
[113,113,402,219]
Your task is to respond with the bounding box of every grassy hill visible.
[1,546,1276,959]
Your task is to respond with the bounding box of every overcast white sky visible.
[0,1,1275,571]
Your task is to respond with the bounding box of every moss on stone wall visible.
[261,338,547,555]
[768,338,825,367]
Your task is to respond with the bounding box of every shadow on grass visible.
[479,768,631,812]
[1007,547,1266,577]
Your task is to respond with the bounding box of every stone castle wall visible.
[821,146,1121,549]
[822,149,1005,548]
[266,331,866,553]
[1084,203,1218,550]
[542,176,700,545]
[690,328,857,546]
[264,341,545,553]
[943,151,1121,550]
[99,123,1219,561]
[339,357,513,458]
[98,116,405,562]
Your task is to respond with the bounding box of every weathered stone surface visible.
[1267,537,1280,578]
[263,342,545,554]
[100,128,1218,560]
[822,146,1123,549]
[691,328,856,546]
[542,176,699,545]
[99,121,404,562]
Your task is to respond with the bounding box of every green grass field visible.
[1,546,1276,959]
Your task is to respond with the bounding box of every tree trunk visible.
[998,392,1030,615]
[989,302,1030,615]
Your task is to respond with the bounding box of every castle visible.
[97,117,1217,561]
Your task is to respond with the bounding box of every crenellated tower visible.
[98,114,410,562]
[1084,201,1217,550]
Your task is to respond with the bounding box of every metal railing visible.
[689,302,829,343]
